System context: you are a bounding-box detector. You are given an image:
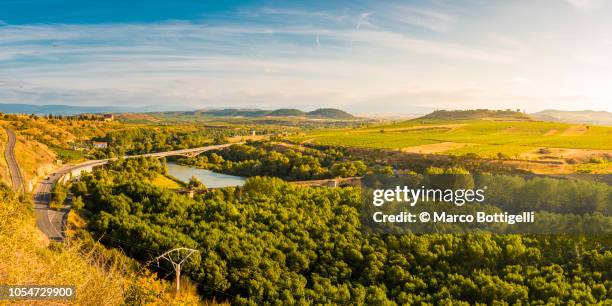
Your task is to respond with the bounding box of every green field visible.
[292,119,612,158]
[150,174,184,189]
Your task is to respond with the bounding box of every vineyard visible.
[294,120,612,156]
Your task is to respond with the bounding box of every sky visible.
[1,0,611,113]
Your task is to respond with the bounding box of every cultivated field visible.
[291,119,612,173]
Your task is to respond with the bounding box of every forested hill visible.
[268,108,307,116]
[0,103,356,119]
[0,103,193,115]
[72,157,612,305]
[418,109,532,121]
[182,108,356,119]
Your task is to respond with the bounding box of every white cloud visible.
[356,12,374,29]
[0,22,511,63]
[0,3,611,112]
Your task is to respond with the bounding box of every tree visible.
[74,150,612,305]
[72,195,84,210]
[187,176,206,189]
[50,183,67,210]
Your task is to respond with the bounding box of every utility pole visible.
[155,248,199,294]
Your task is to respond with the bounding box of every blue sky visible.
[1,0,611,113]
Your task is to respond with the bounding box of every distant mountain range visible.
[0,103,356,120]
[531,110,612,126]
[0,103,194,115]
[8,103,608,125]
[181,108,356,119]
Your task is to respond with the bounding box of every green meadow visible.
[293,119,612,158]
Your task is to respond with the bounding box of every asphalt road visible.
[4,127,25,193]
[33,143,235,241]
[34,171,67,241]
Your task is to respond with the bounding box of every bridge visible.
[291,176,362,188]
[34,143,236,241]
[59,143,236,183]
[141,143,235,158]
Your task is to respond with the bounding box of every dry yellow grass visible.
[227,134,267,142]
[0,115,131,191]
[0,186,204,305]
[375,123,466,133]
[0,128,10,186]
[0,115,124,148]
[14,137,56,192]
[0,187,124,305]
[520,147,612,162]
[401,142,473,154]
[560,125,588,136]
[543,129,558,136]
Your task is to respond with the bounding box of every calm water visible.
[166,162,246,188]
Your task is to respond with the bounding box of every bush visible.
[538,147,551,154]
[589,157,604,164]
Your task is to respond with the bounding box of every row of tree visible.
[91,127,239,158]
[176,142,384,180]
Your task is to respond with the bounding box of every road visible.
[34,170,70,241]
[33,143,235,241]
[34,161,108,241]
[4,127,25,193]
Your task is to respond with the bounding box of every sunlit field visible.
[294,120,612,155]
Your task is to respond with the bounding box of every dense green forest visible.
[362,169,612,234]
[92,127,237,158]
[175,142,384,180]
[70,158,612,305]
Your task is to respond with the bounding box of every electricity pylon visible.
[155,247,199,294]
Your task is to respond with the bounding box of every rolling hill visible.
[532,109,612,126]
[0,103,193,115]
[183,109,270,117]
[418,109,532,121]
[0,104,357,120]
[268,108,307,117]
[306,108,355,119]
[179,108,355,119]
[291,114,612,174]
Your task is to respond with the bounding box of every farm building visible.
[92,141,108,149]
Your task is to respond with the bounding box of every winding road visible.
[4,127,25,193]
[34,161,108,241]
[33,144,235,241]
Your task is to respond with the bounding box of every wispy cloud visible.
[0,22,511,62]
[376,3,457,32]
[0,2,611,112]
[0,20,515,109]
[356,12,373,29]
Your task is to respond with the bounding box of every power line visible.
[155,247,199,294]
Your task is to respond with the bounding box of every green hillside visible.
[307,108,355,119]
[268,108,306,116]
[419,109,531,121]
[291,118,612,173]
[156,108,356,120]
[186,109,270,117]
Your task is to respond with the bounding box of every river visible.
[166,162,246,188]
